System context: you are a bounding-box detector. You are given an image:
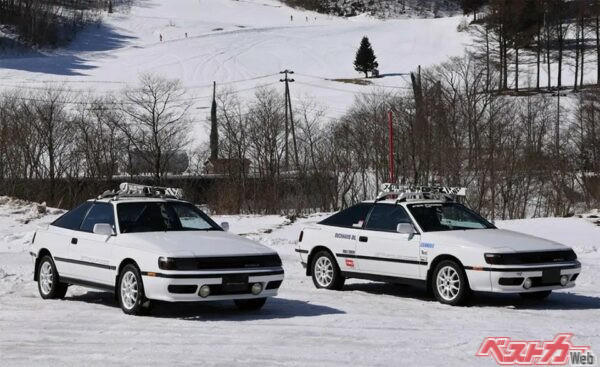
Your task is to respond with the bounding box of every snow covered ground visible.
[0,0,470,138]
[0,197,599,366]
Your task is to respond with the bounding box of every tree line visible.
[0,63,599,217]
[464,0,600,92]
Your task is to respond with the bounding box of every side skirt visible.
[341,271,427,288]
[60,276,115,293]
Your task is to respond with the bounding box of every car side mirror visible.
[221,222,230,232]
[93,223,114,236]
[396,223,416,235]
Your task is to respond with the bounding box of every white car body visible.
[296,198,581,295]
[30,197,284,303]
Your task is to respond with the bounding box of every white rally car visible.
[30,184,284,315]
[296,186,581,305]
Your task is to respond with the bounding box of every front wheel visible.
[37,255,68,299]
[234,298,267,311]
[520,290,552,300]
[432,260,470,306]
[118,264,150,315]
[311,251,345,290]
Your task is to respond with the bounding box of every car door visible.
[68,202,116,286]
[319,203,373,272]
[49,201,94,277]
[355,204,422,278]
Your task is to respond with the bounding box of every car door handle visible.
[359,236,368,243]
[71,238,78,245]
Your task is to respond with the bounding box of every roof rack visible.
[376,184,467,203]
[98,183,184,200]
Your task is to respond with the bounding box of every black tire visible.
[431,260,471,306]
[519,290,552,300]
[311,251,345,290]
[117,264,150,315]
[37,255,68,299]
[234,297,267,311]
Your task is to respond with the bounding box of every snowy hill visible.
[0,0,470,142]
[0,197,599,366]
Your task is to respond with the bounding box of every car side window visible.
[365,204,412,232]
[80,203,115,233]
[52,202,93,230]
[319,203,372,228]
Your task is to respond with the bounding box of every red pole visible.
[388,110,394,183]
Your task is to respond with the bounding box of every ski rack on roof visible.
[376,183,467,203]
[98,183,184,200]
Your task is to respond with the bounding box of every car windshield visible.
[407,203,495,232]
[117,202,221,233]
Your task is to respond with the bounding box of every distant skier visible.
[290,15,293,21]
[306,16,308,22]
[159,34,163,42]
[185,32,188,38]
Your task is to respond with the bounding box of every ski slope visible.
[0,0,470,139]
[0,197,599,366]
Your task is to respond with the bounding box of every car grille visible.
[170,254,282,271]
[484,250,577,265]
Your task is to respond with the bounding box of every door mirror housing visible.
[396,223,416,235]
[221,222,230,232]
[93,223,114,236]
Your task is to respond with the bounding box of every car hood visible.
[116,231,275,257]
[421,229,570,253]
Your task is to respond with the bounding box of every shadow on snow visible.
[64,290,345,320]
[345,281,600,311]
[0,23,136,76]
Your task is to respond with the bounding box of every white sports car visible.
[30,185,284,315]
[296,188,581,305]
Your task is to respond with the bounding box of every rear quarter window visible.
[52,202,93,230]
[319,203,372,228]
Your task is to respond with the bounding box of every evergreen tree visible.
[354,36,378,78]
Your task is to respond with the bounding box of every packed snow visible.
[0,197,599,366]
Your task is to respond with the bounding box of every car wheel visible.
[432,260,470,306]
[519,290,552,300]
[234,297,267,311]
[118,264,150,315]
[311,251,345,290]
[37,255,68,299]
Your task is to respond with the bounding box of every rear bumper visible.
[142,268,284,302]
[466,262,581,293]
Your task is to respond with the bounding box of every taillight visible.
[298,230,304,242]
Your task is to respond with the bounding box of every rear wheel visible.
[118,264,150,315]
[37,255,68,299]
[432,260,470,306]
[234,298,267,311]
[311,251,345,290]
[520,290,552,300]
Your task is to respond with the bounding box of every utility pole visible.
[388,110,395,183]
[280,69,298,169]
[210,81,218,161]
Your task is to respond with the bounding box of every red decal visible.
[345,259,354,268]
[476,333,591,365]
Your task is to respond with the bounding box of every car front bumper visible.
[466,262,581,293]
[141,268,284,302]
